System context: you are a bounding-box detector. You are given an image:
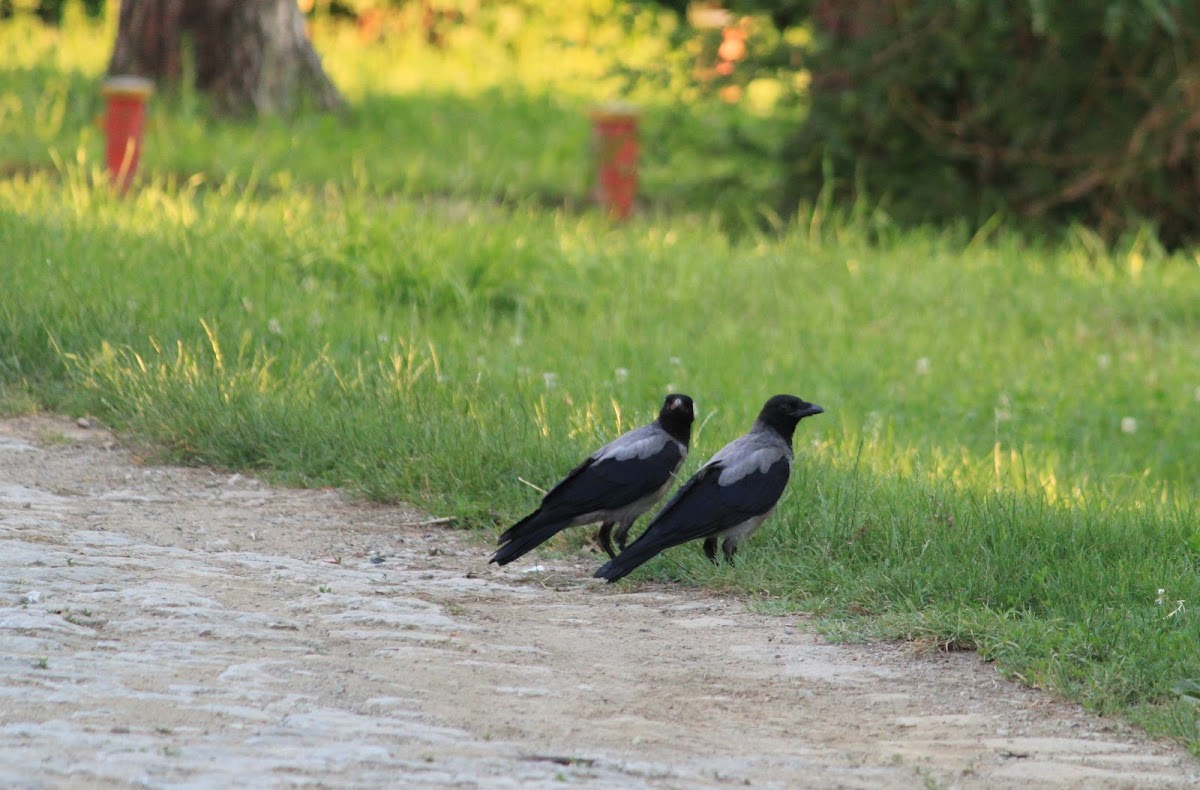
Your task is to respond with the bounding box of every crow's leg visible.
[597,521,617,560]
[612,516,638,553]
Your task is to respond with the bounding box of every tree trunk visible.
[108,0,186,82]
[108,0,344,115]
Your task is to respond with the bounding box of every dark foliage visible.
[644,0,1200,244]
[792,1,1200,243]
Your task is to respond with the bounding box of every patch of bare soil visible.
[1,416,1196,788]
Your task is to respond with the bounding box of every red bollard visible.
[590,105,640,221]
[100,76,154,194]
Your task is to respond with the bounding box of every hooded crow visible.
[490,393,695,566]
[594,394,823,583]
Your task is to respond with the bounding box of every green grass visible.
[4,169,1199,750]
[0,7,799,225]
[2,4,1200,755]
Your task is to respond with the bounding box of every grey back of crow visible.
[490,394,694,566]
[594,394,823,583]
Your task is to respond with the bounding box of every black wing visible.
[644,456,791,545]
[539,440,683,517]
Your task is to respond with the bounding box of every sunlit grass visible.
[0,4,801,223]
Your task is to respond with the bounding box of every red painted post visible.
[100,76,154,194]
[590,105,640,221]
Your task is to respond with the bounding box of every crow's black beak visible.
[795,403,824,418]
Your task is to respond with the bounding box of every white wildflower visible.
[267,318,283,335]
[995,392,1012,422]
[865,411,883,443]
[915,357,931,375]
[1120,417,1137,434]
[543,372,558,389]
[615,367,629,382]
[1096,354,1111,370]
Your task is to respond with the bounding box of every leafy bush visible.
[775,0,1200,244]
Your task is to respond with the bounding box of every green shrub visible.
[776,0,1200,244]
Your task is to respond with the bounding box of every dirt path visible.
[1,416,1196,789]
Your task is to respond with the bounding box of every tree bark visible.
[108,0,344,115]
[108,0,186,81]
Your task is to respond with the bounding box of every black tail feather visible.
[497,509,537,545]
[491,509,568,566]
[593,533,674,583]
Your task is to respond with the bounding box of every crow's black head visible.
[755,394,824,444]
[657,393,696,445]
